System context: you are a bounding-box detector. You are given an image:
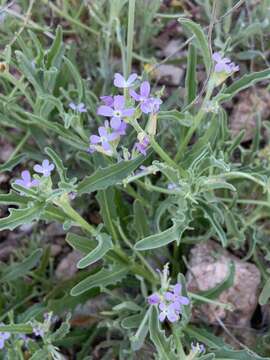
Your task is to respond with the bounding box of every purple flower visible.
[130,81,162,114]
[69,102,87,113]
[212,52,239,74]
[113,73,137,88]
[89,121,119,153]
[100,96,114,106]
[164,283,190,311]
[167,183,177,190]
[33,326,44,338]
[158,302,179,323]
[148,293,160,305]
[191,342,205,354]
[0,326,10,350]
[14,170,39,189]
[34,159,55,177]
[134,136,149,156]
[97,95,135,123]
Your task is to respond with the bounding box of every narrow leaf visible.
[70,263,129,296]
[185,43,197,105]
[77,233,113,269]
[77,155,147,195]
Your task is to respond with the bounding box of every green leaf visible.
[0,324,32,334]
[0,154,25,172]
[77,233,113,269]
[45,147,68,182]
[0,202,44,231]
[213,347,270,360]
[66,233,94,254]
[63,57,84,101]
[149,307,178,360]
[179,17,211,74]
[121,314,144,329]
[200,201,227,247]
[185,43,197,105]
[135,219,188,251]
[49,314,71,342]
[133,200,150,238]
[0,191,30,206]
[130,309,150,351]
[218,69,270,103]
[15,51,43,93]
[70,263,129,296]
[46,25,64,69]
[259,278,270,306]
[1,248,43,282]
[196,261,235,301]
[158,110,193,127]
[96,188,118,240]
[77,155,147,195]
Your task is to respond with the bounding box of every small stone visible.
[154,64,184,86]
[186,240,261,326]
[55,251,82,280]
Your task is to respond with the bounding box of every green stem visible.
[54,196,97,236]
[116,222,158,282]
[7,131,30,161]
[219,171,267,189]
[175,82,214,162]
[126,0,136,76]
[172,324,186,358]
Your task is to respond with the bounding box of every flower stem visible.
[126,0,136,76]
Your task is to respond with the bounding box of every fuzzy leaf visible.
[70,263,129,296]
[259,278,270,306]
[179,17,211,74]
[0,202,44,231]
[0,153,25,172]
[77,155,147,195]
[218,69,270,102]
[185,43,197,105]
[77,233,113,269]
[1,248,43,282]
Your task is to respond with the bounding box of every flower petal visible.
[129,89,141,101]
[158,312,166,322]
[98,126,108,137]
[102,141,111,151]
[90,135,101,144]
[33,164,43,173]
[113,95,125,110]
[100,96,114,106]
[122,108,135,117]
[107,132,119,141]
[21,170,31,182]
[140,81,150,98]
[113,73,126,88]
[127,73,137,85]
[97,106,114,117]
[179,296,189,305]
[110,117,122,129]
[212,52,222,62]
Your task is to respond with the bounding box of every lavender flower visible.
[164,283,190,310]
[113,73,137,88]
[69,102,87,113]
[33,326,44,338]
[97,95,135,123]
[191,342,205,354]
[212,52,239,74]
[100,95,114,106]
[158,302,179,323]
[134,135,149,156]
[147,293,160,305]
[89,121,119,153]
[34,159,55,177]
[0,326,10,350]
[15,170,39,189]
[130,81,162,114]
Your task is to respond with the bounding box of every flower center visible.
[113,110,122,117]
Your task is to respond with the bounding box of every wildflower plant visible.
[0,1,270,359]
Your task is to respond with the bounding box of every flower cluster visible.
[14,159,54,190]
[147,265,189,323]
[69,102,87,113]
[89,73,162,156]
[212,52,239,74]
[148,283,189,322]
